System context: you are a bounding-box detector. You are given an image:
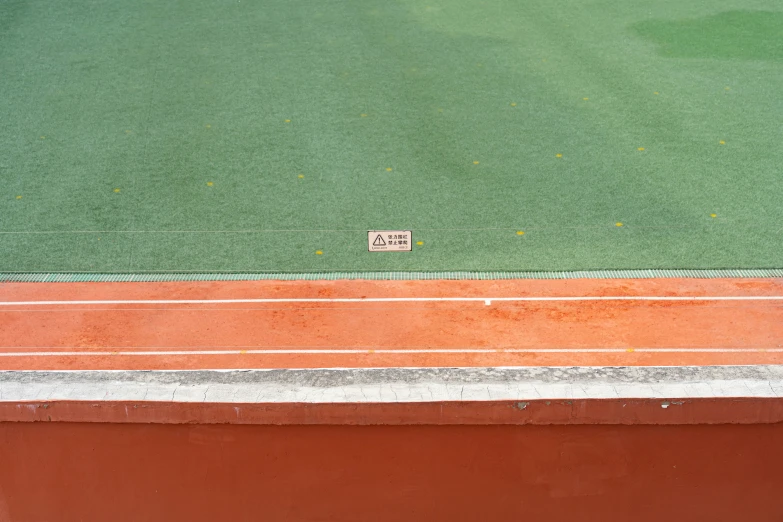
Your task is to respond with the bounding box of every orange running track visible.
[2,277,782,370]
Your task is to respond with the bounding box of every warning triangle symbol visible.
[373,234,386,246]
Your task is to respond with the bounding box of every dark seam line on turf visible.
[1,269,783,282]
[0,224,742,233]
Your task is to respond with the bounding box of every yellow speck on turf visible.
[583,97,589,101]
[510,102,517,107]
[416,241,424,245]
[516,231,525,236]
[654,91,659,95]
[725,87,731,91]
[40,136,45,140]
[113,188,121,193]
[316,250,323,255]
[473,161,479,165]
[616,222,623,227]
[637,147,645,151]
[555,153,562,158]
[207,181,213,186]
[284,119,291,123]
[298,174,304,179]
[710,213,717,218]
[360,113,367,117]
[16,195,22,199]
[386,167,393,172]
[719,140,725,145]
[205,124,211,128]
[437,108,444,112]
[125,130,132,134]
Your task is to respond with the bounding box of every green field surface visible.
[1,0,782,274]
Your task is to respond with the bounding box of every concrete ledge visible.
[2,366,783,425]
[3,366,783,403]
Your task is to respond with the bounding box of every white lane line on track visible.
[1,348,782,357]
[2,296,783,306]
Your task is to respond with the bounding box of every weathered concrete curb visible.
[2,366,783,403]
[3,366,783,425]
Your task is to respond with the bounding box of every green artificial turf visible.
[1,0,782,274]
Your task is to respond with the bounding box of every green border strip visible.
[1,269,782,282]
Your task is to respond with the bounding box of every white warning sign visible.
[368,230,412,252]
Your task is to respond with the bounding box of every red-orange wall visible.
[2,422,783,522]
